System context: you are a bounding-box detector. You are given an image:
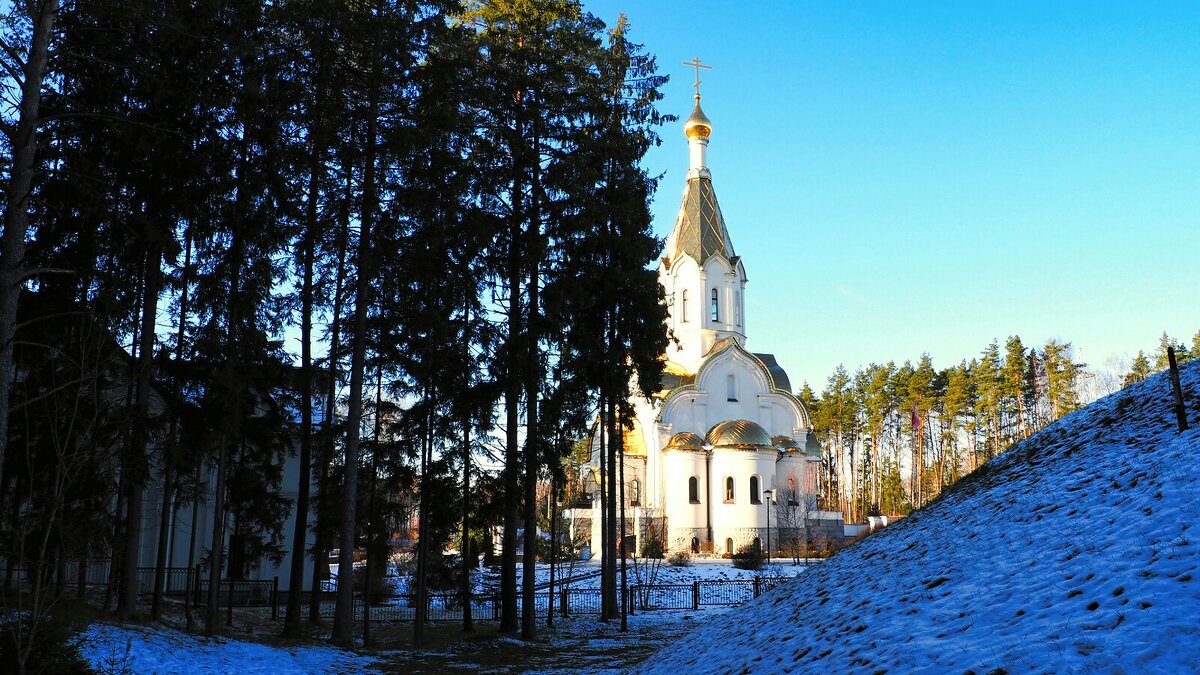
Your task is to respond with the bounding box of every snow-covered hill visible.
[640,361,1200,674]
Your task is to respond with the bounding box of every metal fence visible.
[628,576,792,612]
[3,558,790,625]
[195,578,277,609]
[2,560,192,595]
[297,575,795,626]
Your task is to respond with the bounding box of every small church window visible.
[726,374,737,401]
[750,475,761,504]
[680,289,689,322]
[630,478,641,506]
[688,476,700,504]
[724,476,735,503]
[726,537,734,554]
[735,290,741,326]
[710,288,719,321]
[691,537,700,554]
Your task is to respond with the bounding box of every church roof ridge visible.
[652,338,812,429]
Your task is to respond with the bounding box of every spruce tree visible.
[274,0,352,636]
[1124,351,1152,387]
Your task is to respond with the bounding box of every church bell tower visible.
[660,61,748,369]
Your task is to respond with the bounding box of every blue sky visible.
[583,0,1200,390]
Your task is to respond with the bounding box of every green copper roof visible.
[751,353,792,393]
[665,176,736,267]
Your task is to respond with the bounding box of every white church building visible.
[580,89,843,557]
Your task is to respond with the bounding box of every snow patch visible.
[75,623,377,674]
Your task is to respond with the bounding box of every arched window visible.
[726,537,734,554]
[750,475,761,504]
[787,476,800,506]
[752,537,762,554]
[688,476,700,504]
[710,288,719,321]
[735,290,741,326]
[726,374,737,401]
[724,476,735,503]
[691,537,700,554]
[630,478,641,506]
[680,289,689,322]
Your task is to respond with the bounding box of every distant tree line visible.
[0,0,668,653]
[804,329,1199,522]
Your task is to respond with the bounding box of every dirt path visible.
[372,609,729,674]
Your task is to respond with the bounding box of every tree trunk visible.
[285,148,320,637]
[153,233,192,620]
[204,432,229,634]
[460,419,473,632]
[413,396,432,646]
[119,243,163,620]
[604,388,618,618]
[310,197,349,624]
[597,395,609,619]
[460,309,473,633]
[331,62,380,648]
[520,255,539,640]
[499,131,524,632]
[0,0,58,493]
[618,430,627,631]
[545,474,555,628]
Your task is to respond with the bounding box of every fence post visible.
[363,592,371,649]
[493,591,500,621]
[183,566,193,627]
[226,579,234,627]
[629,585,636,616]
[692,581,700,610]
[272,576,279,621]
[193,564,201,608]
[754,577,761,598]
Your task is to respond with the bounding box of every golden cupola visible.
[683,95,712,139]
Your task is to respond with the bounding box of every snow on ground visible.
[76,623,377,674]
[624,558,813,587]
[640,361,1200,673]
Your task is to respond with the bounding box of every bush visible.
[640,532,664,560]
[667,550,691,567]
[731,544,764,570]
[0,615,93,674]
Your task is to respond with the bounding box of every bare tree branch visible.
[0,37,28,82]
[21,266,77,281]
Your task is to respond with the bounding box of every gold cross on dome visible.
[683,57,711,97]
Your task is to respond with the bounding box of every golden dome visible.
[683,96,712,139]
[706,420,772,450]
[773,435,801,453]
[666,431,705,451]
[623,423,647,456]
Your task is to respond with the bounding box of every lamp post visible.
[762,489,774,567]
